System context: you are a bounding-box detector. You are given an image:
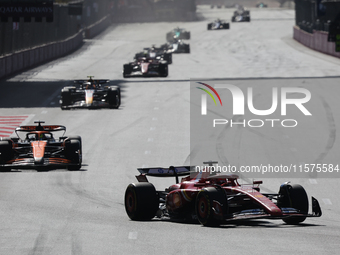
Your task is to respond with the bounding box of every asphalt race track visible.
[1,6,340,254]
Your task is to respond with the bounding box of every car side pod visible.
[312,197,322,217]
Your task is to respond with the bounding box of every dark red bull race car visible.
[125,162,322,226]
[0,121,82,171]
[60,76,121,110]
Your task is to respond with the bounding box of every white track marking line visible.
[128,232,138,240]
[309,179,318,184]
[322,198,332,205]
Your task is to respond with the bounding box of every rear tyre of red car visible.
[278,183,308,224]
[163,53,172,64]
[159,64,168,77]
[123,64,132,78]
[195,187,228,226]
[125,183,159,221]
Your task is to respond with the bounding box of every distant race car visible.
[166,27,190,42]
[232,8,251,22]
[123,57,168,78]
[0,121,82,171]
[125,162,322,226]
[135,46,172,64]
[207,19,230,30]
[60,76,121,110]
[160,39,190,54]
[256,2,268,8]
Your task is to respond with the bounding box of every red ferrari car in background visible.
[125,162,322,226]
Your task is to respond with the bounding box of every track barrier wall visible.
[293,26,340,58]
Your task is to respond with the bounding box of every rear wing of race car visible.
[73,79,110,86]
[15,121,66,135]
[136,166,192,183]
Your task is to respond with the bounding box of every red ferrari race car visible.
[123,57,168,78]
[125,162,322,226]
[0,121,82,171]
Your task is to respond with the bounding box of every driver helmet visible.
[84,82,91,89]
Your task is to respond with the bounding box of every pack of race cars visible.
[121,5,323,226]
[122,27,191,78]
[207,5,251,30]
[0,4,323,228]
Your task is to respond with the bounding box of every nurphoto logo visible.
[197,83,312,128]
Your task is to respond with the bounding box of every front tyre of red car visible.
[159,63,168,77]
[195,187,227,226]
[125,183,159,221]
[278,183,308,224]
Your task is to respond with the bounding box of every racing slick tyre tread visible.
[163,53,172,64]
[159,64,168,77]
[278,183,308,224]
[61,88,73,109]
[185,45,190,54]
[223,23,230,29]
[107,86,120,109]
[123,64,132,78]
[65,139,81,171]
[125,183,159,221]
[0,141,13,169]
[195,187,228,226]
[207,24,212,30]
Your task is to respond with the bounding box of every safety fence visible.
[293,26,340,58]
[294,0,340,58]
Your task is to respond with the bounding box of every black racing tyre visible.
[223,23,230,29]
[60,87,74,108]
[185,44,190,54]
[159,63,168,77]
[184,31,190,39]
[65,140,81,170]
[134,52,144,59]
[163,53,172,64]
[123,64,132,78]
[66,135,82,149]
[125,183,159,221]
[0,141,13,164]
[278,183,308,224]
[207,23,212,30]
[195,187,228,226]
[107,86,120,109]
[231,16,235,22]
